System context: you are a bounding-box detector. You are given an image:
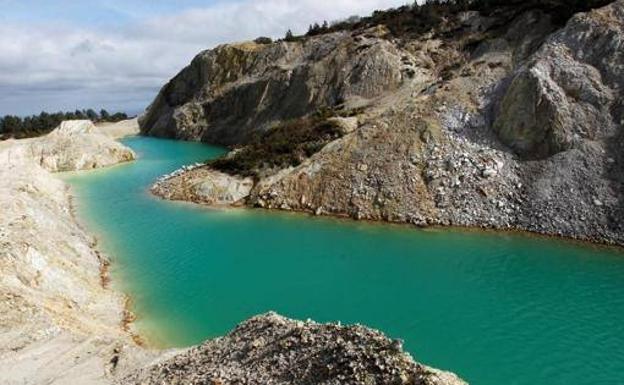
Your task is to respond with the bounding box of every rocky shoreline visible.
[152,170,624,253]
[144,1,624,247]
[0,120,465,384]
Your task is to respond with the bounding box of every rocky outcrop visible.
[140,28,412,145]
[493,2,624,158]
[1,120,136,172]
[152,165,254,206]
[144,1,624,246]
[122,312,466,385]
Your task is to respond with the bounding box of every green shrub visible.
[208,112,344,178]
[254,36,273,44]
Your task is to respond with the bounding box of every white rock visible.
[482,168,497,178]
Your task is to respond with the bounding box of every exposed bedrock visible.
[145,1,624,246]
[493,1,624,158]
[140,28,408,145]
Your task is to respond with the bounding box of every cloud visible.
[0,0,408,115]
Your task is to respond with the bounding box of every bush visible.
[254,36,273,44]
[299,0,614,39]
[208,111,343,178]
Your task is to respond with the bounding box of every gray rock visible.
[121,313,466,385]
[141,32,406,145]
[145,2,624,246]
[493,2,623,158]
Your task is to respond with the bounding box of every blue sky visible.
[0,0,407,116]
[0,0,220,25]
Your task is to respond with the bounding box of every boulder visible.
[494,1,623,158]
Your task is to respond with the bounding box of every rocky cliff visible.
[140,32,406,145]
[144,1,624,246]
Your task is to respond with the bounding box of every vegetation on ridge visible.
[0,109,130,140]
[280,0,615,41]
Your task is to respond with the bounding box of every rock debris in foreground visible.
[122,312,466,385]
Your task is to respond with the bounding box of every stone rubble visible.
[122,313,466,385]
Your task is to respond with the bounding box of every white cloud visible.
[0,0,408,115]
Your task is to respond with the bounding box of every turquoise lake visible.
[64,136,624,385]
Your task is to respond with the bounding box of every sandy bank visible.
[0,120,163,385]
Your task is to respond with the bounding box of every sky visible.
[0,0,409,116]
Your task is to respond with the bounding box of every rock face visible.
[144,1,624,246]
[122,312,466,385]
[494,2,623,158]
[140,30,409,145]
[152,166,254,206]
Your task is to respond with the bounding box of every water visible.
[64,136,624,385]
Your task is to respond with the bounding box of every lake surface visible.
[64,136,624,385]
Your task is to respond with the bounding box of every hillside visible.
[142,0,624,247]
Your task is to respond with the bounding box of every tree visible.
[110,112,129,122]
[1,116,23,136]
[86,109,99,121]
[100,109,110,120]
[284,29,296,42]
